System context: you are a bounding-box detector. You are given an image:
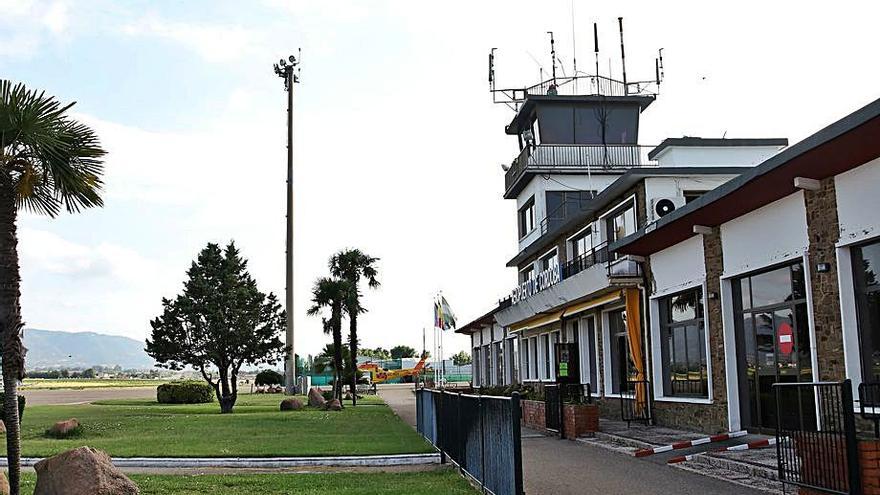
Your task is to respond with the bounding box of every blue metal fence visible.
[416,388,523,495]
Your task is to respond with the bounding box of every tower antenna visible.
[570,0,577,75]
[658,48,665,81]
[547,31,557,84]
[489,48,496,89]
[593,22,600,79]
[618,17,628,95]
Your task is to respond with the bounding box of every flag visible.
[435,295,457,331]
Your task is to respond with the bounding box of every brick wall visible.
[804,178,846,381]
[521,399,546,431]
[860,439,880,495]
[563,403,599,439]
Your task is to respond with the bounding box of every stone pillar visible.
[703,227,730,431]
[804,178,846,382]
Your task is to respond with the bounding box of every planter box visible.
[563,403,599,440]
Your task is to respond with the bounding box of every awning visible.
[562,291,624,318]
[509,310,564,333]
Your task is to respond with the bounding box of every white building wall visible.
[643,176,736,222]
[654,146,783,167]
[720,191,809,276]
[650,235,706,297]
[835,157,880,246]
[516,173,622,252]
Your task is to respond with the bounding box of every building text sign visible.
[511,260,561,304]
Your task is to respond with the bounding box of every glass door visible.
[734,263,815,432]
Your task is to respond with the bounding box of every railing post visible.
[479,394,486,494]
[842,379,861,495]
[437,391,446,464]
[511,391,524,495]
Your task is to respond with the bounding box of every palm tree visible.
[330,249,379,406]
[307,277,352,402]
[0,80,106,494]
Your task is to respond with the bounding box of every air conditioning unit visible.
[651,196,686,222]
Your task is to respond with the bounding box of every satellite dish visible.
[654,198,677,218]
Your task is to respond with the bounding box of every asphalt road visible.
[19,386,156,405]
[379,386,762,495]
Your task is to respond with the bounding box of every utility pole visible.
[274,52,300,395]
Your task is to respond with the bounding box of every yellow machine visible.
[358,356,427,385]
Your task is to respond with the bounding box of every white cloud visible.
[121,16,258,63]
[42,2,70,35]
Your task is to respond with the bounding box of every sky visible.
[2,0,879,360]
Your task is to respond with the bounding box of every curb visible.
[0,453,441,469]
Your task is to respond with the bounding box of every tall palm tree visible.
[0,80,106,494]
[330,249,379,406]
[307,277,352,402]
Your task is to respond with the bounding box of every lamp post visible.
[274,53,300,395]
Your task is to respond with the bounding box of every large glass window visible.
[530,337,538,380]
[576,316,598,389]
[519,264,534,284]
[473,347,481,386]
[546,191,596,232]
[608,308,636,394]
[853,240,880,383]
[540,249,558,271]
[541,334,551,380]
[518,197,536,238]
[506,337,518,384]
[570,227,593,259]
[659,288,708,398]
[605,202,637,244]
[494,342,504,386]
[483,345,491,387]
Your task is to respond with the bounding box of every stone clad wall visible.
[804,177,846,381]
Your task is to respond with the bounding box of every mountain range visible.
[23,328,156,370]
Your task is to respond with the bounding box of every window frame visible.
[518,196,537,239]
[658,287,709,399]
[599,195,638,245]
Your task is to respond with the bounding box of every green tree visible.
[330,249,379,406]
[452,350,472,367]
[255,369,284,387]
[390,345,416,359]
[307,277,353,402]
[146,242,287,414]
[0,80,107,494]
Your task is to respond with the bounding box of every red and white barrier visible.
[666,436,778,464]
[633,430,748,458]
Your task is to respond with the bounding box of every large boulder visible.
[48,418,79,437]
[0,419,5,434]
[325,399,342,411]
[307,387,326,408]
[34,446,139,495]
[280,398,303,411]
[0,472,9,495]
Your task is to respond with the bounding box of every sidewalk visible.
[379,387,764,494]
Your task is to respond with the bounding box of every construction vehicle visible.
[358,356,427,386]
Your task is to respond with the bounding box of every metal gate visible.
[545,384,561,432]
[620,380,653,426]
[774,380,860,495]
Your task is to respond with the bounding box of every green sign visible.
[559,362,568,377]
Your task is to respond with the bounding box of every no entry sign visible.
[778,322,794,355]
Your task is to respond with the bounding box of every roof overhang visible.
[613,97,880,257]
[647,137,790,161]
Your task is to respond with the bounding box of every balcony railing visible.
[505,144,658,194]
[560,243,610,279]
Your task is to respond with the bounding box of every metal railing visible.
[491,74,660,105]
[774,380,860,495]
[620,380,653,427]
[416,388,524,495]
[560,243,610,279]
[545,384,561,433]
[504,144,658,193]
[859,381,880,438]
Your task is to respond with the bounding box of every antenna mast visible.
[618,17,628,95]
[570,1,577,74]
[547,31,557,84]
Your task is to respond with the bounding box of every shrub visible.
[0,393,26,424]
[255,369,284,387]
[156,381,215,404]
[321,389,334,401]
[45,424,82,439]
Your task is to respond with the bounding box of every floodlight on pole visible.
[274,50,301,395]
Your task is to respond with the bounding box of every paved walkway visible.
[379,387,764,495]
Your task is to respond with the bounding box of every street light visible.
[274,51,301,395]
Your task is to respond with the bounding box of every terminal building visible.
[457,64,880,434]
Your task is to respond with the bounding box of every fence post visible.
[842,379,862,495]
[479,393,486,494]
[457,391,464,475]
[512,391,524,495]
[437,391,446,464]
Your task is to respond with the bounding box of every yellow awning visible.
[510,310,564,333]
[562,291,623,318]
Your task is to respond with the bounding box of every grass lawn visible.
[6,394,432,458]
[21,379,167,390]
[18,470,477,494]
